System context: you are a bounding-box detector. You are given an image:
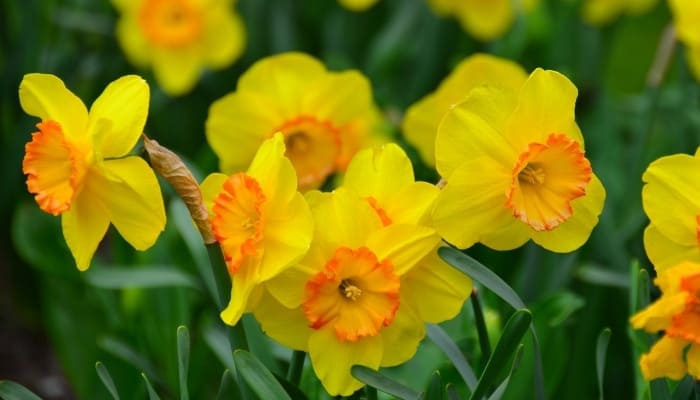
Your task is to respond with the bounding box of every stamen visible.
[339,279,362,301]
[518,164,545,185]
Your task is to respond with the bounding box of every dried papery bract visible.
[143,134,215,244]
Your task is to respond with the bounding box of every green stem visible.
[206,243,230,310]
[286,350,306,386]
[365,386,378,400]
[471,288,492,363]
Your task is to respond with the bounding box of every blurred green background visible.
[2,0,699,399]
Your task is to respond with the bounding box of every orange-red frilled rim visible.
[22,120,86,216]
[667,272,700,344]
[138,0,203,48]
[303,246,400,342]
[274,116,342,190]
[366,197,392,226]
[212,173,266,274]
[505,133,592,231]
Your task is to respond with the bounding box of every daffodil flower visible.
[432,69,605,252]
[200,133,313,326]
[206,52,385,191]
[403,53,527,167]
[113,0,246,96]
[669,0,700,82]
[631,261,700,380]
[20,73,166,270]
[642,149,700,270]
[582,0,658,26]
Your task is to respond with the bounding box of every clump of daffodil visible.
[338,0,379,12]
[427,0,540,41]
[631,261,700,380]
[206,52,386,191]
[403,53,527,167]
[113,0,245,96]
[432,68,606,252]
[669,0,700,82]
[200,133,313,326]
[582,0,658,26]
[20,74,166,271]
[642,149,700,270]
[254,187,467,396]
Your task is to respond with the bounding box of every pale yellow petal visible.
[264,266,314,309]
[669,0,700,45]
[202,7,245,69]
[253,291,311,350]
[644,224,700,272]
[88,75,149,158]
[338,0,379,12]
[379,306,424,366]
[385,182,439,226]
[366,224,440,275]
[115,14,151,68]
[629,292,687,332]
[343,143,414,204]
[582,0,624,26]
[687,46,700,83]
[402,94,443,166]
[300,70,374,125]
[456,0,514,41]
[19,74,88,143]
[248,133,297,205]
[220,260,257,326]
[200,173,229,214]
[152,48,202,96]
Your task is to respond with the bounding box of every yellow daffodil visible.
[582,0,658,26]
[255,188,466,395]
[338,0,379,12]
[432,69,605,252]
[630,261,700,380]
[206,52,385,191]
[20,74,166,271]
[427,0,540,41]
[403,54,527,167]
[642,149,700,270]
[200,133,313,326]
[669,0,700,82]
[113,0,245,96]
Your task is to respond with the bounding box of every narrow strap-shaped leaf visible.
[0,380,42,400]
[486,345,524,400]
[99,336,161,383]
[471,289,492,362]
[596,328,611,400]
[203,322,236,372]
[351,365,422,400]
[177,326,190,400]
[650,379,671,400]
[427,324,478,390]
[95,362,120,400]
[85,265,200,289]
[216,370,237,400]
[141,373,161,400]
[233,350,291,400]
[439,247,544,400]
[445,384,461,400]
[671,376,694,400]
[469,309,532,400]
[425,371,443,400]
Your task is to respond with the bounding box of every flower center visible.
[22,120,86,216]
[304,246,400,342]
[138,0,203,48]
[505,133,592,231]
[212,173,266,274]
[667,272,700,344]
[274,116,342,190]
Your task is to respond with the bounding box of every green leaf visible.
[426,324,478,390]
[233,350,291,400]
[177,326,190,400]
[216,370,237,400]
[85,265,200,289]
[446,384,461,400]
[203,322,236,372]
[0,380,42,400]
[98,336,162,384]
[487,344,524,400]
[470,309,532,400]
[141,373,161,400]
[95,362,120,400]
[671,376,694,400]
[577,264,629,288]
[531,292,585,327]
[426,371,443,400]
[650,379,671,400]
[596,328,611,400]
[351,366,422,400]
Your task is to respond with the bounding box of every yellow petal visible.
[61,177,110,271]
[687,46,700,85]
[687,344,700,379]
[366,225,440,276]
[435,85,518,179]
[338,0,379,11]
[654,262,700,295]
[202,7,246,69]
[115,14,151,67]
[248,133,297,205]
[385,182,439,226]
[644,224,700,272]
[402,94,443,166]
[206,90,280,174]
[629,292,687,332]
[88,75,149,158]
[19,74,88,143]
[264,266,314,309]
[401,248,472,323]
[343,143,415,204]
[505,69,583,152]
[456,0,514,41]
[582,0,624,26]
[308,328,383,396]
[669,0,700,45]
[220,260,257,326]
[640,336,688,380]
[432,158,521,249]
[253,291,311,350]
[379,306,425,366]
[98,157,166,250]
[200,172,229,214]
[152,48,202,96]
[300,71,374,125]
[642,152,700,246]
[531,173,606,253]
